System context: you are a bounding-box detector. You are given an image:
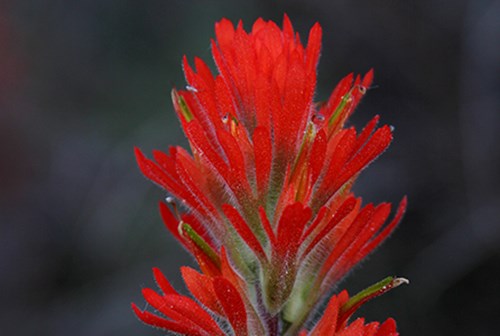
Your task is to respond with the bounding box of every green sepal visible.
[328,90,353,128]
[172,89,194,122]
[180,221,220,268]
[341,276,409,320]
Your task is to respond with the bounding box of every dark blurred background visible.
[1,0,499,335]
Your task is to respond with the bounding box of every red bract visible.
[134,15,407,335]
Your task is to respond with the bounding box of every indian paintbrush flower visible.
[133,15,407,335]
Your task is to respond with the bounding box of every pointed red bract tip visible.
[363,68,375,89]
[376,318,399,336]
[356,196,407,263]
[152,267,177,295]
[181,266,224,316]
[275,202,312,259]
[214,277,249,336]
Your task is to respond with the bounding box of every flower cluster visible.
[133,15,407,335]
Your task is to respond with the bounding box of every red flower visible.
[134,15,407,335]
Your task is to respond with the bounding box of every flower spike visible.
[133,14,408,335]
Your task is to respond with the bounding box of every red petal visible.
[364,322,382,336]
[310,293,340,336]
[152,149,178,177]
[362,68,374,89]
[334,203,391,278]
[274,56,309,154]
[330,129,358,176]
[322,73,353,123]
[302,197,357,259]
[217,129,252,195]
[152,267,178,295]
[335,125,393,190]
[259,206,276,248]
[211,38,238,105]
[376,318,399,336]
[132,303,208,335]
[175,151,220,220]
[181,266,223,315]
[309,129,327,186]
[356,197,407,263]
[222,204,267,260]
[233,29,257,124]
[215,76,237,121]
[143,289,222,335]
[300,206,328,246]
[251,17,266,34]
[136,148,205,215]
[313,129,357,205]
[181,59,220,135]
[186,120,230,181]
[220,246,244,287]
[355,115,380,150]
[338,318,366,336]
[272,51,288,102]
[320,204,375,278]
[305,22,322,74]
[194,56,215,89]
[264,21,284,59]
[213,277,248,336]
[282,14,295,41]
[254,69,272,129]
[140,289,199,331]
[276,202,312,258]
[215,18,235,49]
[253,126,272,196]
[159,202,185,247]
[135,147,175,190]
